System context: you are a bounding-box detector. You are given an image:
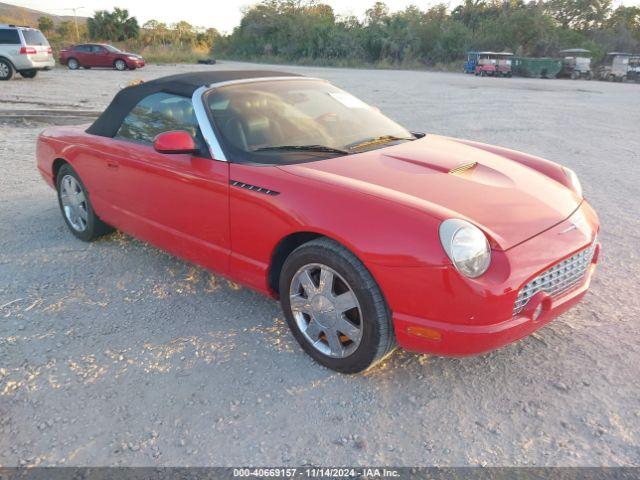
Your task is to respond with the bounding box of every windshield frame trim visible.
[192,85,227,161]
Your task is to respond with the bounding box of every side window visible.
[116,92,199,145]
[92,46,106,53]
[0,29,21,45]
[74,45,88,52]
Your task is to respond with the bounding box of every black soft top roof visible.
[86,70,302,137]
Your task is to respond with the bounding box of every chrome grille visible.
[513,240,596,316]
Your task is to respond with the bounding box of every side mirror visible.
[153,130,197,154]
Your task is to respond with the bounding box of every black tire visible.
[0,58,13,81]
[56,163,113,241]
[19,69,37,78]
[279,238,396,373]
[67,58,79,70]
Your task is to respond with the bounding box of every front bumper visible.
[370,201,600,356]
[126,59,145,68]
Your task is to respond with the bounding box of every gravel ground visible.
[0,62,639,468]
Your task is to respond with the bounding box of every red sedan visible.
[36,71,600,373]
[59,43,145,71]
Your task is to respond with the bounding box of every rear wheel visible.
[279,238,396,373]
[56,164,112,241]
[19,69,37,78]
[0,58,13,80]
[67,58,79,70]
[114,59,127,71]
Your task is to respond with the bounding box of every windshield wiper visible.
[253,145,349,155]
[346,134,416,151]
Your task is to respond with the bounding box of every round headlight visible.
[439,219,491,278]
[562,167,582,198]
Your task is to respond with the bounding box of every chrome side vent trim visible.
[230,180,280,196]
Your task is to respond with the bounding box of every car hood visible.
[279,134,581,251]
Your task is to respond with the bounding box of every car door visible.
[73,44,91,65]
[103,92,231,274]
[91,45,111,67]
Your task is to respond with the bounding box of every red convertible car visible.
[36,71,600,373]
[59,43,145,71]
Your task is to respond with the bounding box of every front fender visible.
[227,162,449,293]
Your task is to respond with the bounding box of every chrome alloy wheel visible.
[0,62,9,78]
[289,263,363,358]
[115,59,126,71]
[59,174,88,232]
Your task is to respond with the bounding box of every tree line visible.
[34,8,220,53]
[217,0,640,65]
[29,0,640,66]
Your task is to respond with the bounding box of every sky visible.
[8,0,640,34]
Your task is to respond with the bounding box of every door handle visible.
[107,161,119,170]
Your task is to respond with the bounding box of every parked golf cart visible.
[473,52,497,76]
[473,52,513,77]
[495,52,513,77]
[597,53,630,82]
[559,48,593,80]
[464,51,479,74]
[627,55,640,82]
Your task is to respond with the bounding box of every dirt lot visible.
[0,61,639,467]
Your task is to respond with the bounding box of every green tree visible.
[87,8,139,41]
[56,21,73,39]
[37,16,54,35]
[545,0,612,30]
[606,6,640,41]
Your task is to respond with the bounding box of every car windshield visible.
[22,29,49,46]
[204,79,414,164]
[104,45,121,52]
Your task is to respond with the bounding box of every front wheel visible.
[0,58,13,80]
[67,58,79,70]
[279,238,396,373]
[114,59,127,71]
[56,164,112,241]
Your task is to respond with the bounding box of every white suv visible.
[0,25,55,80]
